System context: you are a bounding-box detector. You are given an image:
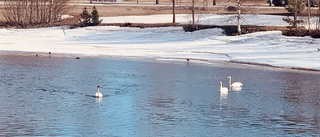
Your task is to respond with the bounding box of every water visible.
[0,55,320,137]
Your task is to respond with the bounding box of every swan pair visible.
[219,76,243,93]
[95,85,103,98]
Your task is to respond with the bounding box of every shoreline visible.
[1,50,319,75]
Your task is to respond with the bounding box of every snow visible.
[1,14,320,71]
[101,14,289,26]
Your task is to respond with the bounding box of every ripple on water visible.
[0,55,320,136]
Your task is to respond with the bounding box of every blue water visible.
[0,55,319,136]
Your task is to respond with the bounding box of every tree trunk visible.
[294,0,298,30]
[213,0,216,5]
[307,0,311,32]
[237,0,241,34]
[156,0,159,4]
[192,0,195,26]
[173,0,175,23]
[318,0,320,30]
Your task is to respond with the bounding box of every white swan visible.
[95,85,103,98]
[228,76,243,91]
[219,81,229,94]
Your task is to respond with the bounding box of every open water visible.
[0,55,319,137]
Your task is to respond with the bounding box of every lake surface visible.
[0,55,320,137]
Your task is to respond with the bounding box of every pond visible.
[0,55,319,136]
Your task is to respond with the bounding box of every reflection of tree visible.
[281,73,319,105]
[275,73,320,135]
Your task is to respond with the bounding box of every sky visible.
[0,14,320,71]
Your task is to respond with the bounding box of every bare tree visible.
[187,0,210,30]
[283,0,305,30]
[2,0,70,27]
[225,0,246,34]
[190,0,205,26]
[226,0,247,34]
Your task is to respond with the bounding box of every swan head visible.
[97,85,101,88]
[227,76,231,79]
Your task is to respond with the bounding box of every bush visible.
[123,22,133,27]
[183,24,199,32]
[3,0,70,28]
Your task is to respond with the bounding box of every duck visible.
[95,85,103,98]
[227,76,243,91]
[219,81,228,94]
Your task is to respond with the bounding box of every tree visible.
[79,6,91,26]
[236,0,244,34]
[283,0,305,30]
[226,0,248,34]
[187,0,211,31]
[79,6,102,27]
[91,6,102,25]
[229,0,249,34]
[2,0,70,27]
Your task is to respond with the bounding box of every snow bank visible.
[1,14,320,71]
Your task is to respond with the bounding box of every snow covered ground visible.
[101,14,289,26]
[1,14,320,70]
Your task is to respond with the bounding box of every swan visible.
[228,76,243,88]
[95,85,103,98]
[228,76,243,91]
[219,81,228,93]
